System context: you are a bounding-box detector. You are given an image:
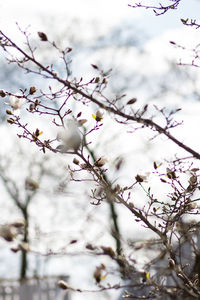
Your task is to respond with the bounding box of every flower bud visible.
[0,89,6,97]
[78,119,87,126]
[95,110,103,122]
[135,174,144,182]
[73,158,80,165]
[29,103,35,111]
[127,98,137,105]
[6,110,13,115]
[168,258,175,269]
[57,280,71,290]
[189,175,197,185]
[38,32,48,41]
[0,225,18,242]
[29,86,37,95]
[95,157,107,167]
[25,178,39,190]
[7,118,15,124]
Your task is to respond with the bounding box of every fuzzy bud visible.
[0,225,18,242]
[73,158,80,165]
[7,118,15,124]
[29,103,35,111]
[95,110,103,122]
[6,110,13,115]
[38,32,48,41]
[93,264,106,284]
[57,280,71,290]
[127,98,137,105]
[78,119,87,126]
[29,86,37,95]
[189,175,197,185]
[25,178,39,190]
[168,258,175,269]
[0,89,6,97]
[135,174,144,182]
[101,246,115,258]
[95,157,107,167]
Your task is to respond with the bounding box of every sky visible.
[1,0,200,40]
[0,0,133,37]
[1,0,200,83]
[1,1,200,299]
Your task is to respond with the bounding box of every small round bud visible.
[127,98,137,105]
[0,89,6,97]
[189,175,197,185]
[135,174,144,182]
[95,110,103,122]
[78,119,87,126]
[7,118,15,124]
[6,110,13,115]
[73,158,80,165]
[168,258,175,269]
[38,32,48,41]
[29,103,35,111]
[57,280,70,290]
[29,86,37,95]
[95,157,107,167]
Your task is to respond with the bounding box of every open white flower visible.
[9,95,26,110]
[57,120,81,152]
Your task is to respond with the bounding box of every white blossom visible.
[9,95,25,110]
[57,120,81,152]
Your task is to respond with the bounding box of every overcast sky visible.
[1,0,200,38]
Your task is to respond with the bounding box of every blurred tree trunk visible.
[20,206,29,280]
